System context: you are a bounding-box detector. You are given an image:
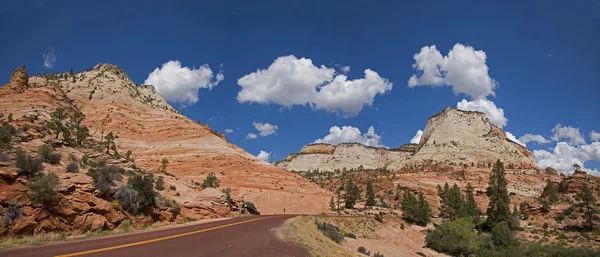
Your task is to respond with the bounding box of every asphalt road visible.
[1,215,309,257]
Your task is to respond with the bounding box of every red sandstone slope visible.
[1,64,331,215]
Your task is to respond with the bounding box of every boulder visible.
[74,213,113,231]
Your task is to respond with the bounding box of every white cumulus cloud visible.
[410,130,423,144]
[253,122,278,137]
[590,130,600,142]
[314,126,383,147]
[144,60,224,105]
[408,44,497,100]
[506,132,526,147]
[551,124,586,146]
[246,133,257,140]
[534,142,600,176]
[518,133,550,145]
[43,46,57,69]
[456,99,507,128]
[224,128,233,134]
[257,150,271,162]
[237,55,392,117]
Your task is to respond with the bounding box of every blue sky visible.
[1,0,599,174]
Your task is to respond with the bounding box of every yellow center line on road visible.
[54,216,272,257]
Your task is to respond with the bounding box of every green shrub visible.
[425,218,479,256]
[21,124,30,132]
[120,219,131,231]
[92,166,124,195]
[81,154,89,167]
[128,174,156,207]
[15,150,43,177]
[169,185,177,191]
[27,173,60,206]
[374,213,383,223]
[3,204,22,228]
[201,172,220,188]
[344,232,357,239]
[315,219,344,244]
[358,246,370,256]
[555,213,566,223]
[222,187,232,202]
[0,122,16,148]
[66,161,79,173]
[46,152,61,165]
[244,201,260,215]
[155,176,165,191]
[37,144,55,161]
[373,252,384,257]
[115,185,142,215]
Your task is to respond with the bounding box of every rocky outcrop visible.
[3,67,28,92]
[277,143,413,172]
[407,107,539,170]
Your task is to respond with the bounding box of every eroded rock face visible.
[277,143,413,172]
[2,67,29,92]
[407,107,539,170]
[10,67,28,87]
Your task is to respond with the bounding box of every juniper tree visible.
[104,132,117,154]
[575,183,598,230]
[48,107,66,139]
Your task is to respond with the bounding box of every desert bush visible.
[315,219,344,244]
[80,154,89,167]
[244,201,260,215]
[222,187,233,202]
[46,152,61,165]
[169,185,177,191]
[374,213,384,223]
[155,176,165,191]
[128,174,156,207]
[27,173,60,206]
[155,194,180,211]
[425,218,478,256]
[115,185,141,215]
[201,172,220,188]
[3,204,22,228]
[0,122,16,148]
[120,219,131,232]
[37,144,55,161]
[373,252,384,257]
[358,246,370,256]
[66,161,79,173]
[92,165,124,195]
[344,232,357,239]
[15,150,43,177]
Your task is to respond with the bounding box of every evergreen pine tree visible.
[366,180,376,206]
[401,189,417,222]
[465,183,479,220]
[329,196,336,211]
[417,192,432,226]
[486,160,511,225]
